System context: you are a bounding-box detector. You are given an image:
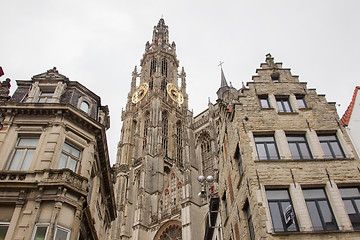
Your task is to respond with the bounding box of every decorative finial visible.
[218,61,224,68]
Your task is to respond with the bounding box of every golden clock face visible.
[132,83,149,104]
[166,83,184,104]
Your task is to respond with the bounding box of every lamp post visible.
[197,175,215,236]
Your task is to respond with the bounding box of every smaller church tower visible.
[112,19,206,240]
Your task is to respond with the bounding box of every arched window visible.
[143,112,150,150]
[80,101,90,113]
[161,58,167,77]
[162,111,168,155]
[176,121,183,166]
[200,133,213,177]
[150,58,156,77]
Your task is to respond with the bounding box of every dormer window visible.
[271,72,280,82]
[80,101,90,113]
[38,91,54,103]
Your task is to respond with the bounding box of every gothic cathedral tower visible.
[111,19,206,240]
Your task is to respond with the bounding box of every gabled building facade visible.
[0,68,115,240]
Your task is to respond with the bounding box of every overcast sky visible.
[1,0,359,165]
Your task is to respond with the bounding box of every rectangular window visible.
[339,187,360,230]
[38,91,54,103]
[266,189,298,232]
[303,188,337,231]
[259,96,270,108]
[296,95,307,108]
[244,203,255,240]
[287,135,312,159]
[0,223,10,240]
[55,225,71,240]
[318,134,345,159]
[222,192,228,218]
[276,97,292,113]
[8,137,39,171]
[58,142,81,172]
[254,135,279,160]
[234,145,243,177]
[32,224,49,240]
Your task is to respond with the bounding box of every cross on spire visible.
[218,61,224,68]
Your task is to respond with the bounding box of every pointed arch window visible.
[176,121,183,166]
[161,58,168,77]
[200,133,213,177]
[150,58,156,77]
[143,112,150,150]
[162,111,168,155]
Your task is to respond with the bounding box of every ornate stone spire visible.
[216,63,230,99]
[152,18,169,47]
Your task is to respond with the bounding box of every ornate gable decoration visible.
[0,78,11,102]
[32,67,69,82]
[158,169,184,219]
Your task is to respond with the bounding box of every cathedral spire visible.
[216,62,230,99]
[152,18,169,47]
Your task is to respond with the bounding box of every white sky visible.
[1,0,359,165]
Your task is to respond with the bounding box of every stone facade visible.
[0,68,115,240]
[112,19,360,240]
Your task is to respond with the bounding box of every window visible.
[296,95,307,108]
[162,111,168,155]
[222,192,228,218]
[58,142,81,172]
[276,97,292,113]
[259,96,270,108]
[80,101,90,113]
[0,223,10,240]
[244,203,255,239]
[161,58,167,77]
[234,145,243,176]
[32,224,70,240]
[38,91,53,103]
[339,187,360,230]
[254,135,279,160]
[287,135,312,159]
[54,225,71,240]
[303,188,337,231]
[271,72,280,82]
[176,121,183,165]
[8,137,38,171]
[150,58,156,77]
[143,112,150,150]
[266,189,298,232]
[32,224,49,240]
[318,134,345,159]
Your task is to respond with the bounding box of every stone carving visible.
[0,78,11,102]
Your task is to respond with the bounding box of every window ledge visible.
[278,112,298,115]
[271,229,360,236]
[298,107,312,111]
[260,107,275,110]
[254,157,355,163]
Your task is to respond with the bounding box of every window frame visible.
[222,192,229,218]
[58,141,82,172]
[317,133,345,159]
[286,134,313,160]
[7,137,39,171]
[80,101,90,113]
[0,222,10,239]
[244,202,255,240]
[38,90,54,103]
[302,188,338,231]
[296,95,307,109]
[31,223,50,240]
[234,145,243,177]
[54,225,71,240]
[266,189,299,233]
[339,187,360,230]
[276,97,292,113]
[258,95,270,109]
[254,135,280,160]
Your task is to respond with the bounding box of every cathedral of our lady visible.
[0,18,360,240]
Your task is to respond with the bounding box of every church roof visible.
[340,86,360,126]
